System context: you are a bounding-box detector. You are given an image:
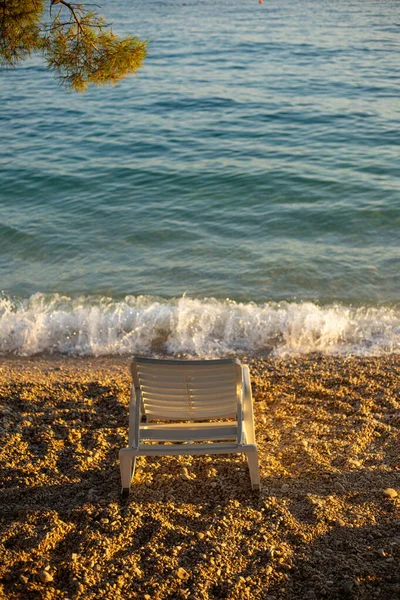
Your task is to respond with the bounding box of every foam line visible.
[0,294,399,357]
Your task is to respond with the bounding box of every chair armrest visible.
[242,365,256,445]
[128,385,142,449]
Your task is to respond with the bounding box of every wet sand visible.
[0,355,399,599]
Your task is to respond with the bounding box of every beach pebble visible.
[266,566,273,575]
[266,547,275,559]
[335,519,346,527]
[334,482,346,493]
[176,567,190,580]
[383,488,398,499]
[196,532,205,540]
[341,580,357,594]
[39,570,53,583]
[181,468,191,481]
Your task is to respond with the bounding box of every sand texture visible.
[0,355,399,600]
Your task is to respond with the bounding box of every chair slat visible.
[142,401,236,411]
[142,391,235,402]
[140,422,238,431]
[139,423,238,441]
[140,382,236,393]
[143,398,236,408]
[139,364,237,374]
[144,409,237,419]
[140,376,235,383]
[139,371,237,381]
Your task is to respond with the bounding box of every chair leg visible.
[119,449,136,493]
[246,449,260,490]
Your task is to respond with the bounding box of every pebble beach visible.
[0,355,399,599]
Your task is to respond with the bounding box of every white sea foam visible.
[0,293,399,357]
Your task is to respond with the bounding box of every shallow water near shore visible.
[0,0,399,356]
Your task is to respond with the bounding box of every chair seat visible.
[139,421,238,442]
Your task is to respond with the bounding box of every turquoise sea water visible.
[0,0,399,356]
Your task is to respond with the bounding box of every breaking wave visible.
[0,293,399,358]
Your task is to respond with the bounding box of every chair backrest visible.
[131,357,242,421]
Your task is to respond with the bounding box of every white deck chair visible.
[119,357,260,493]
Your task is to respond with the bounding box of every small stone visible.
[197,532,205,540]
[210,482,217,488]
[39,570,53,583]
[281,484,290,493]
[377,549,386,558]
[176,567,190,580]
[144,595,151,600]
[19,574,29,584]
[266,547,275,559]
[334,482,346,494]
[181,468,191,481]
[383,488,398,499]
[335,519,346,527]
[341,580,355,594]
[266,566,273,575]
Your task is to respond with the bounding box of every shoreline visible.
[1,355,399,599]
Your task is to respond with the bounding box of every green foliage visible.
[0,0,147,91]
[0,0,45,66]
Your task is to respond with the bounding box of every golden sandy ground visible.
[0,355,399,600]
